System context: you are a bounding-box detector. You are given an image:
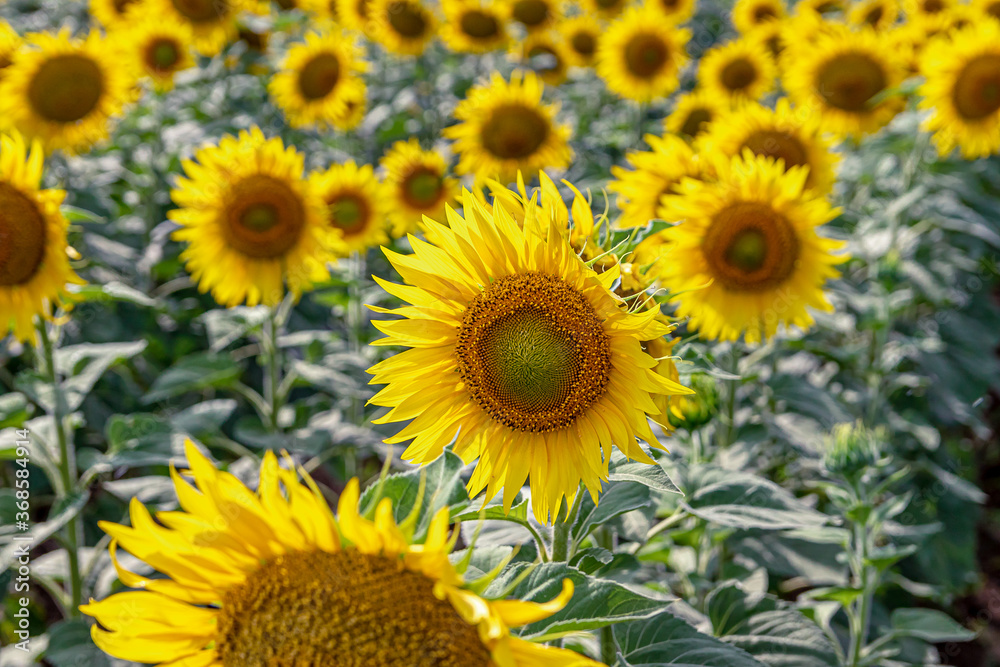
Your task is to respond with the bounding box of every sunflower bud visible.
[668,372,719,429]
[824,420,885,479]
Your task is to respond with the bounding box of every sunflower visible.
[89,0,142,27]
[847,0,899,28]
[0,30,136,154]
[506,0,561,32]
[444,70,572,183]
[147,0,255,56]
[302,0,342,21]
[0,20,21,77]
[335,0,374,33]
[169,127,334,308]
[381,138,459,237]
[647,0,698,24]
[656,150,847,342]
[695,97,839,194]
[918,22,1000,158]
[309,160,388,255]
[117,14,197,92]
[732,0,787,33]
[596,8,691,102]
[782,24,905,140]
[0,131,83,343]
[580,0,628,19]
[663,89,727,140]
[368,0,438,55]
[903,0,954,18]
[971,0,1000,21]
[746,20,786,60]
[794,0,845,15]
[608,133,702,228]
[81,439,602,666]
[269,30,368,131]
[518,33,571,85]
[697,38,777,104]
[368,183,693,523]
[559,16,600,68]
[440,0,510,52]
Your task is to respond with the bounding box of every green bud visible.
[668,373,719,430]
[823,420,886,480]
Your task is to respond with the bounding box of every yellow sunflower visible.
[147,0,255,56]
[596,8,690,102]
[380,138,459,237]
[559,16,600,68]
[506,0,561,33]
[732,0,787,33]
[847,0,899,29]
[647,0,698,24]
[0,30,136,154]
[746,20,786,60]
[518,32,571,85]
[309,160,389,255]
[695,97,839,194]
[794,0,845,16]
[89,0,142,27]
[301,0,343,21]
[368,183,693,524]
[367,0,438,55]
[580,0,628,19]
[903,0,954,19]
[782,24,906,140]
[697,38,777,104]
[656,150,847,342]
[117,14,197,92]
[444,70,572,183]
[335,0,374,33]
[0,131,83,343]
[169,127,334,308]
[971,0,1000,22]
[663,89,727,140]
[918,22,1000,158]
[440,0,510,53]
[81,439,602,666]
[268,30,368,131]
[0,20,21,77]
[608,133,702,229]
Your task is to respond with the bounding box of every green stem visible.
[35,317,82,618]
[263,308,282,433]
[550,488,585,562]
[720,345,740,447]
[847,495,875,667]
[344,252,367,478]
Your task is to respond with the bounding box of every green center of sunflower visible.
[815,52,887,112]
[456,272,612,432]
[298,53,341,100]
[225,175,306,259]
[679,108,712,138]
[388,1,428,37]
[741,130,809,172]
[329,194,369,235]
[512,0,549,26]
[0,183,47,287]
[402,169,443,208]
[481,104,550,160]
[28,54,104,124]
[148,39,180,71]
[720,58,758,92]
[171,0,226,22]
[571,31,596,57]
[216,549,492,667]
[703,201,801,291]
[460,9,500,38]
[952,54,1000,120]
[624,34,668,78]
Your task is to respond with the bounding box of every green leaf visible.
[200,306,270,351]
[144,353,243,403]
[170,399,238,435]
[889,608,977,643]
[809,586,864,608]
[456,497,530,524]
[0,491,89,571]
[72,281,158,308]
[616,610,766,666]
[44,619,111,667]
[572,481,651,542]
[55,341,148,410]
[609,451,681,495]
[484,562,674,639]
[865,544,918,572]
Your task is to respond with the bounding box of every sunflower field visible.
[2,0,1000,662]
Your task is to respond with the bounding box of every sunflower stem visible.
[720,344,741,448]
[263,306,282,434]
[550,487,584,561]
[35,316,83,618]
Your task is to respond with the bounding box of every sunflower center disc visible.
[217,549,492,667]
[528,45,560,74]
[512,0,549,26]
[0,184,47,287]
[988,0,1000,18]
[922,0,943,11]
[224,175,306,259]
[703,201,800,291]
[148,40,180,71]
[461,10,500,38]
[742,130,809,171]
[625,34,668,78]
[680,108,712,138]
[816,52,887,112]
[864,5,883,24]
[597,0,622,8]
[403,169,443,208]
[720,58,758,92]
[571,32,596,57]
[456,272,612,432]
[388,1,428,37]
[170,0,224,22]
[113,0,135,13]
[28,55,103,124]
[952,54,1000,120]
[329,194,369,234]
[481,104,549,159]
[753,5,777,21]
[298,53,341,100]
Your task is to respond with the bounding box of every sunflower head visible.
[596,7,691,102]
[89,0,142,27]
[733,0,788,33]
[698,37,777,103]
[608,133,703,229]
[309,160,389,255]
[380,138,459,238]
[367,0,438,55]
[117,14,197,92]
[519,33,571,85]
[440,0,510,52]
[580,0,628,18]
[664,90,727,140]
[649,0,698,24]
[506,0,561,32]
[0,20,21,76]
[149,0,256,56]
[444,70,572,183]
[80,439,601,666]
[847,0,900,29]
[559,16,600,67]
